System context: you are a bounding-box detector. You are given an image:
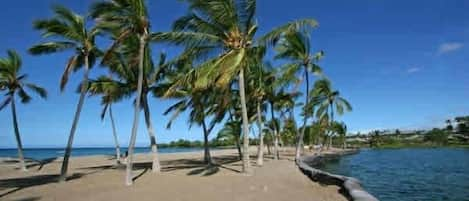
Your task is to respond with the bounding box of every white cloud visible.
[438,42,464,55]
[406,67,421,74]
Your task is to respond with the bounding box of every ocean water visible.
[317,148,469,201]
[0,147,204,160]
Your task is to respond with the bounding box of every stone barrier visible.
[296,150,379,201]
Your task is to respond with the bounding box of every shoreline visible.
[0,148,348,201]
[0,147,209,161]
[296,149,379,201]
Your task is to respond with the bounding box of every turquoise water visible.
[0,147,204,160]
[318,148,469,201]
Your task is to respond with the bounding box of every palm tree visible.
[29,5,100,182]
[264,71,285,160]
[161,64,227,165]
[89,40,168,185]
[331,121,347,149]
[0,50,47,171]
[86,74,122,164]
[91,0,159,185]
[312,79,352,149]
[246,48,269,166]
[275,30,323,160]
[217,120,242,159]
[154,0,317,173]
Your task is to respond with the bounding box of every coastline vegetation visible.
[344,116,469,149]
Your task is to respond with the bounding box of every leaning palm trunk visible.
[270,102,279,160]
[109,105,121,164]
[201,119,212,165]
[238,68,251,173]
[59,55,89,182]
[125,36,145,186]
[11,96,27,171]
[235,135,242,160]
[256,101,264,166]
[142,96,161,173]
[295,68,310,161]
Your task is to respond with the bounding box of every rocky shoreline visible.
[296,149,379,201]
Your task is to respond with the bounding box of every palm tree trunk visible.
[142,95,161,173]
[201,119,212,165]
[328,102,334,150]
[295,68,310,160]
[235,135,242,160]
[342,137,346,150]
[125,36,145,186]
[109,105,121,164]
[238,68,251,173]
[229,110,243,160]
[10,95,27,171]
[256,101,264,166]
[59,54,89,182]
[270,102,279,160]
[266,142,271,155]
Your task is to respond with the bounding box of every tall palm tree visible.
[154,0,317,173]
[263,70,285,160]
[86,74,122,164]
[275,31,323,160]
[246,48,268,166]
[311,79,352,149]
[89,40,167,185]
[0,50,47,171]
[161,64,227,165]
[91,0,159,185]
[29,6,100,182]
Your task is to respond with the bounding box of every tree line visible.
[347,117,469,148]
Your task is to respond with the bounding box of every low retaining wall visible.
[296,150,379,201]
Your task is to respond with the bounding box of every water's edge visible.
[296,150,379,201]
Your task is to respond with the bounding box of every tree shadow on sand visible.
[0,162,117,199]
[11,196,41,201]
[76,154,244,181]
[0,173,84,198]
[2,157,59,171]
[134,154,243,177]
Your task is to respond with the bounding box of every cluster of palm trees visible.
[0,0,351,186]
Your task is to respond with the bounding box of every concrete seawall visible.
[296,150,379,201]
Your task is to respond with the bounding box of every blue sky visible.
[0,0,468,148]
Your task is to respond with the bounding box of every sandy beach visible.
[0,148,347,201]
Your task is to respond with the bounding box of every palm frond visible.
[151,31,221,48]
[17,88,32,104]
[257,18,318,47]
[25,83,47,99]
[0,96,12,111]
[60,55,78,91]
[29,42,77,55]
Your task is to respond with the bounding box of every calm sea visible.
[0,147,204,160]
[318,148,469,201]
